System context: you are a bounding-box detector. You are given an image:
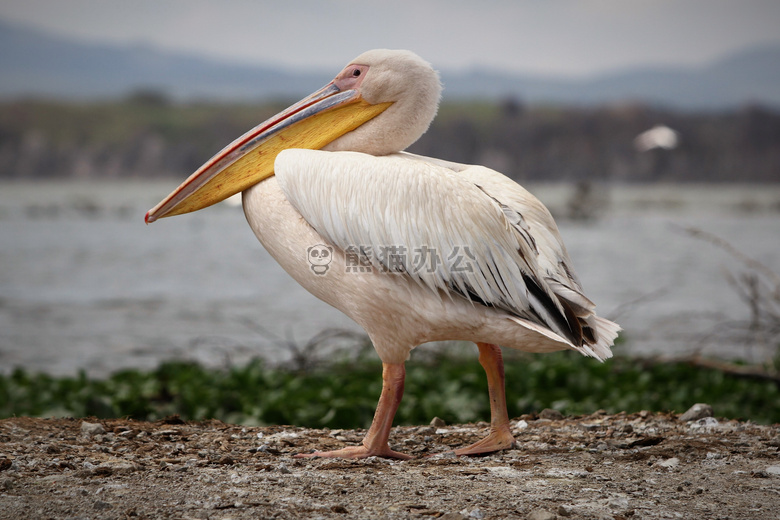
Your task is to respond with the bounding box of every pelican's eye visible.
[335,64,369,90]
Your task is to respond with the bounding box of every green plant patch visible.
[1,350,777,426]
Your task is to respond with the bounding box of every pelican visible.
[146,50,620,459]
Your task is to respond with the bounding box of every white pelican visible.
[146,49,621,459]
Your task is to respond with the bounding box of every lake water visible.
[1,181,779,376]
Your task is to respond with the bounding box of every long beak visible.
[145,83,391,223]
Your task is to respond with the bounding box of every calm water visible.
[1,181,779,376]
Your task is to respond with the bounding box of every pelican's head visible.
[324,49,441,156]
[145,49,441,223]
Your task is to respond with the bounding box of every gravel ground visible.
[1,412,779,519]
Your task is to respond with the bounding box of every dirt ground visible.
[1,412,778,520]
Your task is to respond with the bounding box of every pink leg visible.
[454,342,516,456]
[295,362,411,460]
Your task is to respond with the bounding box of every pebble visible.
[657,457,680,468]
[152,429,182,437]
[766,465,780,476]
[557,504,573,516]
[539,409,564,420]
[459,507,483,519]
[608,496,630,510]
[689,417,719,431]
[93,499,112,510]
[527,508,556,520]
[679,403,713,422]
[439,514,467,520]
[80,422,105,436]
[430,417,446,428]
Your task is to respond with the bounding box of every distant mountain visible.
[436,45,780,109]
[2,20,779,109]
[0,20,326,101]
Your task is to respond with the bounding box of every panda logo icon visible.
[307,244,333,275]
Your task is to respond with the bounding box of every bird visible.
[146,49,621,459]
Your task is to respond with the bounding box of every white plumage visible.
[270,149,618,362]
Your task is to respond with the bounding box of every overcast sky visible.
[1,0,779,77]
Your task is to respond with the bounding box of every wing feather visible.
[275,149,618,353]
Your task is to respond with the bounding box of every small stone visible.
[765,465,780,475]
[439,514,467,520]
[278,463,292,474]
[217,455,234,465]
[93,500,112,510]
[539,409,563,420]
[81,422,105,436]
[679,403,713,422]
[557,504,573,516]
[331,505,348,514]
[689,417,719,430]
[527,508,556,520]
[152,429,182,437]
[657,457,680,468]
[430,417,446,428]
[608,496,629,510]
[257,444,280,455]
[459,508,483,519]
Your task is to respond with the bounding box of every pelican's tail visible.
[578,315,621,362]
[542,278,621,362]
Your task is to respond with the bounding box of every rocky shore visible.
[1,410,779,519]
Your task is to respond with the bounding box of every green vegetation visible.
[1,349,777,426]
